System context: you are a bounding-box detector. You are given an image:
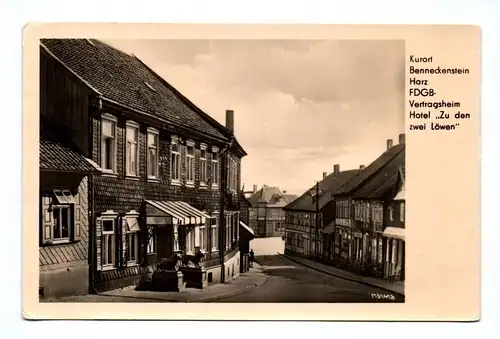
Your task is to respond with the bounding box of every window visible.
[200,145,208,185]
[211,148,219,187]
[186,229,195,253]
[400,202,405,222]
[147,128,159,179]
[228,159,237,191]
[43,189,76,244]
[200,224,206,251]
[171,136,180,182]
[102,218,116,267]
[211,215,219,251]
[52,205,72,241]
[233,160,238,191]
[147,228,156,254]
[125,216,140,264]
[101,115,117,172]
[186,141,195,184]
[126,122,139,176]
[389,205,394,221]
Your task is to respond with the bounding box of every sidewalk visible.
[281,253,405,296]
[43,263,268,303]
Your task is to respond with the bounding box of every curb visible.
[197,264,268,302]
[278,253,405,298]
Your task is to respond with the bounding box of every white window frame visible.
[400,202,405,222]
[200,143,208,187]
[147,127,159,180]
[211,147,219,188]
[170,136,181,185]
[186,140,195,186]
[125,212,140,265]
[147,227,157,254]
[199,223,207,252]
[51,204,73,243]
[389,204,394,221]
[186,228,195,254]
[211,214,218,252]
[101,114,118,174]
[125,121,140,177]
[101,212,117,269]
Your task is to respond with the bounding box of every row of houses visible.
[244,185,297,238]
[283,135,406,282]
[38,39,255,299]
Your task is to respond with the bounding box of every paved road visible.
[215,254,404,303]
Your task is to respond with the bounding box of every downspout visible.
[88,96,103,294]
[219,137,234,284]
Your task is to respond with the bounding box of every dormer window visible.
[144,81,157,93]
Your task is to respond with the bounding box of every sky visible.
[106,39,405,196]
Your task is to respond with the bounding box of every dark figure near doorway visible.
[249,249,255,267]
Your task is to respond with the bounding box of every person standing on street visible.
[249,249,255,267]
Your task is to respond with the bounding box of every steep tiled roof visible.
[284,169,360,212]
[334,143,405,196]
[40,127,98,173]
[247,185,297,208]
[350,145,405,199]
[41,39,227,140]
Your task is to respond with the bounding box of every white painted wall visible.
[250,237,285,255]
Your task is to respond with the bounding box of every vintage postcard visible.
[22,23,481,321]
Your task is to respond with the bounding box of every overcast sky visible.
[106,39,405,195]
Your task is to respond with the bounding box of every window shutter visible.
[41,197,53,245]
[122,216,128,267]
[72,205,82,242]
[95,217,102,271]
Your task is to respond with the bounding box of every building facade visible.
[40,38,247,293]
[283,165,360,260]
[247,185,297,238]
[39,121,100,298]
[328,135,406,281]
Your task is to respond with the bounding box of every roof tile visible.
[41,39,226,140]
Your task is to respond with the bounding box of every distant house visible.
[247,185,297,238]
[40,38,247,293]
[283,165,360,260]
[331,135,405,281]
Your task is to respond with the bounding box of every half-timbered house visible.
[283,165,359,260]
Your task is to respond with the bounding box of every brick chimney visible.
[360,165,365,169]
[323,172,327,178]
[253,184,257,194]
[399,133,406,144]
[387,139,393,150]
[226,110,234,133]
[334,164,340,175]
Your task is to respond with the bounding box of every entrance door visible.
[156,226,173,260]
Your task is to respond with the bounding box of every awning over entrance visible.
[145,200,210,226]
[383,227,405,240]
[240,221,255,236]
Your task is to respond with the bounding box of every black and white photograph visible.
[38,37,405,303]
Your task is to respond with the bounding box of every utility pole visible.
[315,181,320,260]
